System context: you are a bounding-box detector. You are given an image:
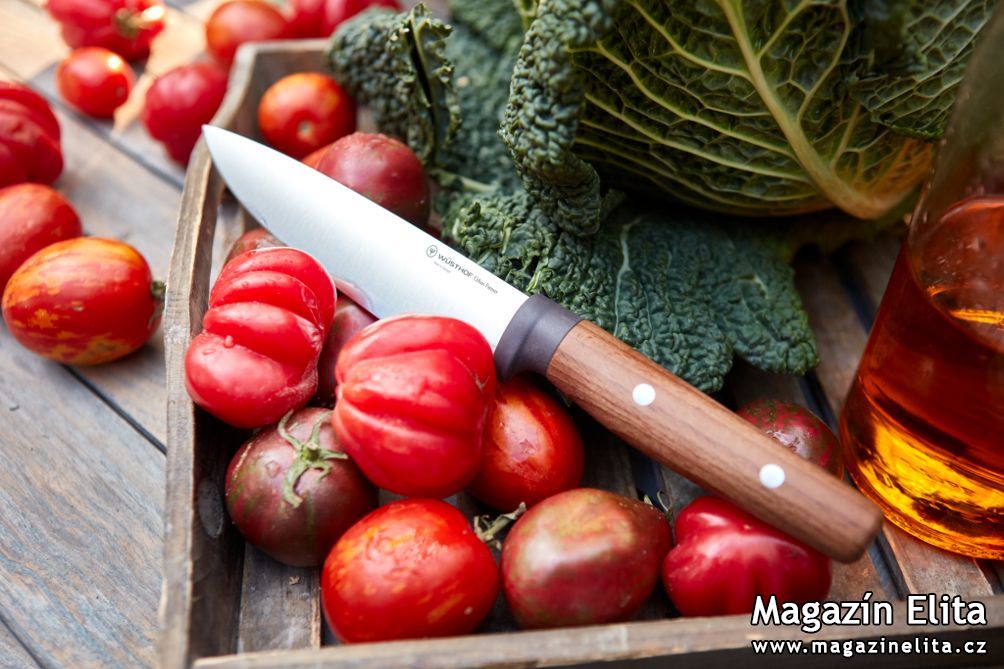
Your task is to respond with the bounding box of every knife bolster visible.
[494,295,582,381]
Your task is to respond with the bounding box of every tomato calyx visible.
[278,410,348,507]
[642,490,673,522]
[148,280,165,329]
[474,502,526,549]
[114,5,167,39]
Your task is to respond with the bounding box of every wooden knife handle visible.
[545,320,883,563]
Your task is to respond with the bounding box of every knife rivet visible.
[759,464,785,489]
[632,383,656,406]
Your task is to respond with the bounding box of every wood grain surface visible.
[192,598,1004,669]
[0,329,164,667]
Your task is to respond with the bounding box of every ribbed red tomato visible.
[2,237,162,364]
[0,184,82,292]
[321,498,499,642]
[661,496,832,616]
[258,73,355,159]
[142,62,228,164]
[56,47,134,118]
[226,407,377,566]
[332,315,496,497]
[205,1,291,67]
[46,0,166,62]
[467,375,584,511]
[0,82,63,187]
[501,488,672,629]
[184,247,335,428]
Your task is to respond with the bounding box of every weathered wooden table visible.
[1,1,1000,667]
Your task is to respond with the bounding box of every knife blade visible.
[202,126,883,563]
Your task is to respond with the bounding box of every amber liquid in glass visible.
[841,197,1004,558]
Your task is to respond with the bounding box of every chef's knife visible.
[202,126,882,563]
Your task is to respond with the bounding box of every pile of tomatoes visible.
[184,230,842,642]
[38,0,400,164]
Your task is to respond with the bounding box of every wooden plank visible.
[881,526,994,597]
[161,137,247,669]
[794,252,868,416]
[194,597,1004,669]
[0,327,163,668]
[840,231,904,320]
[795,250,996,601]
[237,548,322,653]
[0,0,67,78]
[0,620,43,669]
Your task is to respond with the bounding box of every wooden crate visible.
[160,41,1004,669]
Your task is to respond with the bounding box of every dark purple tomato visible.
[314,295,376,406]
[315,132,429,227]
[737,399,843,478]
[225,406,377,566]
[501,488,672,629]
[223,228,283,264]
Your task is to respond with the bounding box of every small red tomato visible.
[301,141,332,170]
[321,498,499,643]
[661,496,832,617]
[0,184,82,292]
[46,0,166,62]
[737,399,843,478]
[322,0,400,35]
[142,62,228,164]
[2,237,162,365]
[223,228,282,264]
[501,488,672,629]
[185,247,336,428]
[226,407,377,566]
[316,132,429,227]
[205,0,291,67]
[258,73,355,159]
[332,315,496,498]
[314,295,376,406]
[467,375,584,511]
[56,47,134,118]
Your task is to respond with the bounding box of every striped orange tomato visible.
[1,237,162,365]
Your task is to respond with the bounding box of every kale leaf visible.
[446,191,817,391]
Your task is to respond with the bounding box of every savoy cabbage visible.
[328,0,990,391]
[501,0,991,232]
